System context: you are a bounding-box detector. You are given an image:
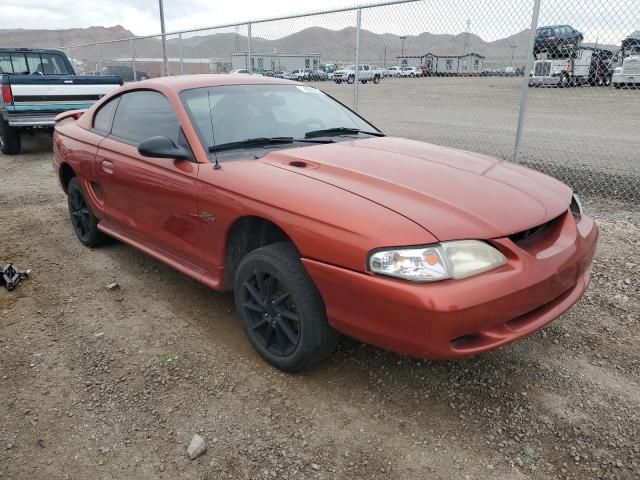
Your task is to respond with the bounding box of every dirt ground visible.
[1,135,639,480]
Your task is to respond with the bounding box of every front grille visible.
[534,61,552,77]
[509,217,556,244]
[623,60,640,75]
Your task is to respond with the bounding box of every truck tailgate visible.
[2,75,122,126]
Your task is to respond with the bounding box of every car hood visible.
[262,137,572,241]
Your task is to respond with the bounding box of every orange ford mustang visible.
[52,75,598,372]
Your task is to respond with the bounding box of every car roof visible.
[139,74,301,92]
[0,47,67,55]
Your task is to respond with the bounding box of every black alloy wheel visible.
[234,242,340,372]
[241,269,301,357]
[66,177,110,247]
[69,186,92,242]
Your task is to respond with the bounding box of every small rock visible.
[105,282,119,291]
[99,447,111,455]
[187,434,207,460]
[311,463,320,471]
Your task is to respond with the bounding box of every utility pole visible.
[510,44,517,67]
[399,36,406,58]
[158,0,169,76]
[463,19,470,56]
[383,46,387,68]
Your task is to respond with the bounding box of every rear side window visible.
[111,90,180,145]
[0,53,28,74]
[25,53,72,75]
[93,97,121,134]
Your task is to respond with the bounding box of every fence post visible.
[96,43,102,72]
[178,33,184,75]
[513,0,542,163]
[353,7,362,111]
[247,22,253,73]
[130,39,137,81]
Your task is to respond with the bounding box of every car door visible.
[94,89,205,268]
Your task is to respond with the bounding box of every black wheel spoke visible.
[273,291,290,305]
[244,281,265,306]
[277,317,298,345]
[274,326,287,355]
[243,301,266,314]
[250,317,268,331]
[264,322,274,347]
[277,307,299,323]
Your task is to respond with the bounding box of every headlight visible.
[570,193,583,219]
[368,240,507,282]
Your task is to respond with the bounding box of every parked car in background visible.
[612,31,640,88]
[400,66,422,77]
[385,66,401,77]
[97,65,149,81]
[333,64,381,84]
[0,47,121,154]
[230,69,251,74]
[52,74,598,372]
[534,25,583,56]
[419,65,430,76]
[310,69,328,81]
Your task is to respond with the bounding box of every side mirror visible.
[138,136,192,161]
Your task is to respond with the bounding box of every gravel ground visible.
[1,136,639,480]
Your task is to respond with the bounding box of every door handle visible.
[101,160,114,174]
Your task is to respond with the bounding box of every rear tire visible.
[347,76,354,84]
[67,177,110,248]
[0,118,21,155]
[234,242,340,373]
[373,75,380,84]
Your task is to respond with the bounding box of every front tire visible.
[347,76,355,84]
[234,242,340,373]
[67,177,110,247]
[0,118,21,155]
[373,75,380,84]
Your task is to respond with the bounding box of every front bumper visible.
[612,73,640,85]
[529,76,561,86]
[303,211,598,359]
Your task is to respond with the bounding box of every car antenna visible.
[207,90,221,170]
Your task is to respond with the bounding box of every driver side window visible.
[111,91,180,145]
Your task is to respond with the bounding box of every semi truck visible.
[529,47,615,87]
[612,31,640,88]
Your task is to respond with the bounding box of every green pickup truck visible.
[0,47,122,154]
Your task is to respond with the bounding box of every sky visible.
[6,0,358,35]
[4,0,639,44]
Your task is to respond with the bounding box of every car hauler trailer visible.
[529,47,614,87]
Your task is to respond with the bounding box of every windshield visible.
[181,84,379,157]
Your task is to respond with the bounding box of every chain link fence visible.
[62,0,640,202]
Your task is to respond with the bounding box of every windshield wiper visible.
[304,127,385,139]
[209,137,333,153]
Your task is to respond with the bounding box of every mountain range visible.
[0,25,618,68]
